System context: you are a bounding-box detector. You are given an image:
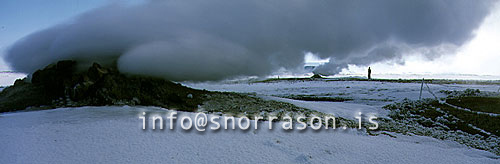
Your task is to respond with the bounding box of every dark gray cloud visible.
[4,0,496,81]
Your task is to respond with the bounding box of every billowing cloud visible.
[4,0,496,81]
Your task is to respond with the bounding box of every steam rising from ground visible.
[4,0,496,81]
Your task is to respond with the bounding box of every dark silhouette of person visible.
[368,67,372,80]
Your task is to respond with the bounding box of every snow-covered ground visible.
[1,79,499,163]
[263,96,389,120]
[185,80,500,115]
[1,106,498,163]
[186,80,500,105]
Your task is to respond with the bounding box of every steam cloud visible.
[4,0,496,81]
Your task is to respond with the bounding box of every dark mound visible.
[0,60,208,112]
[311,74,323,79]
[446,97,500,114]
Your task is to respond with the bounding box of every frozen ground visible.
[186,80,500,105]
[1,78,499,163]
[1,106,498,163]
[185,80,500,117]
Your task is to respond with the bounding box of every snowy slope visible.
[1,106,498,163]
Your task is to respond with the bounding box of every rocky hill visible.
[0,61,207,112]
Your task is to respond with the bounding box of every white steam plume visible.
[4,0,496,81]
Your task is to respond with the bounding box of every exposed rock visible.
[0,60,207,112]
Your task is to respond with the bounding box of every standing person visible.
[368,67,372,80]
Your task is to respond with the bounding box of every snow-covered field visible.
[185,80,500,117]
[186,80,500,105]
[1,79,499,163]
[1,106,498,163]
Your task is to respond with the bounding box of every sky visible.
[1,0,499,80]
[345,2,500,76]
[0,0,141,70]
[306,1,500,77]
